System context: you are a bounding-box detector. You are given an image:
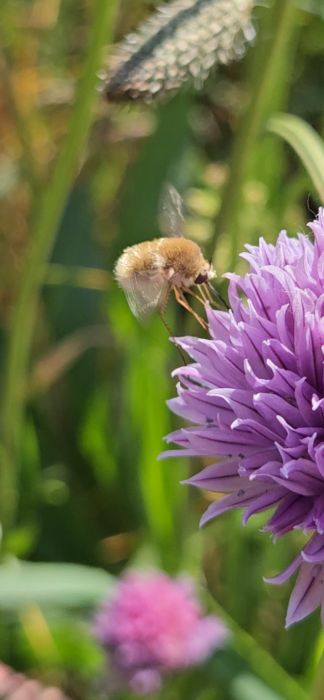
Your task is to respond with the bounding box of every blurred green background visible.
[0,0,324,697]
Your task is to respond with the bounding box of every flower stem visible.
[208,596,308,700]
[0,45,41,195]
[212,0,299,270]
[0,0,119,530]
[312,654,324,700]
[310,637,324,699]
[44,264,111,291]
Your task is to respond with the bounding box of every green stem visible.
[212,0,298,269]
[0,46,41,194]
[312,650,324,700]
[45,263,111,291]
[309,632,324,698]
[1,0,119,529]
[209,596,308,700]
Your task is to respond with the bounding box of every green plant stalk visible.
[308,630,324,696]
[209,596,309,700]
[1,0,119,528]
[312,649,324,700]
[45,263,111,291]
[212,0,298,269]
[0,46,41,194]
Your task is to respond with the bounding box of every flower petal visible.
[184,460,243,492]
[264,554,302,585]
[200,483,268,526]
[286,563,324,627]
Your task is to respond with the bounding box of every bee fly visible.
[114,185,226,332]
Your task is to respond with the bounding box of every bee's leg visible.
[197,284,212,304]
[159,311,188,364]
[158,309,173,336]
[201,283,214,305]
[187,284,215,306]
[159,284,171,316]
[158,287,187,364]
[173,286,208,331]
[186,288,206,307]
[206,282,229,310]
[158,286,173,335]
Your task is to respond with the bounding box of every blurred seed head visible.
[102,0,255,103]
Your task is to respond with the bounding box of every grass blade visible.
[212,0,299,269]
[267,113,324,202]
[1,0,119,530]
[0,561,114,608]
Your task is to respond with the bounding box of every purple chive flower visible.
[93,570,228,695]
[163,208,324,628]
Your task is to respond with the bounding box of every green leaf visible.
[267,113,324,201]
[213,0,300,268]
[0,561,115,609]
[231,674,284,700]
[297,0,324,18]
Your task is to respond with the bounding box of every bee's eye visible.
[195,273,208,285]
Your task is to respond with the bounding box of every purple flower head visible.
[93,570,228,694]
[163,208,324,628]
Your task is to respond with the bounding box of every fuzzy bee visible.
[114,185,221,330]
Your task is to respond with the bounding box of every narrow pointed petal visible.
[200,484,267,526]
[264,555,302,585]
[286,563,324,627]
[184,460,243,492]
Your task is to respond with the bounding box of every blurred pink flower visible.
[93,570,228,694]
[0,663,69,699]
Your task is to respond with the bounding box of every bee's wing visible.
[122,271,169,319]
[158,183,185,238]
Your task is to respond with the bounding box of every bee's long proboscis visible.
[206,281,229,310]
